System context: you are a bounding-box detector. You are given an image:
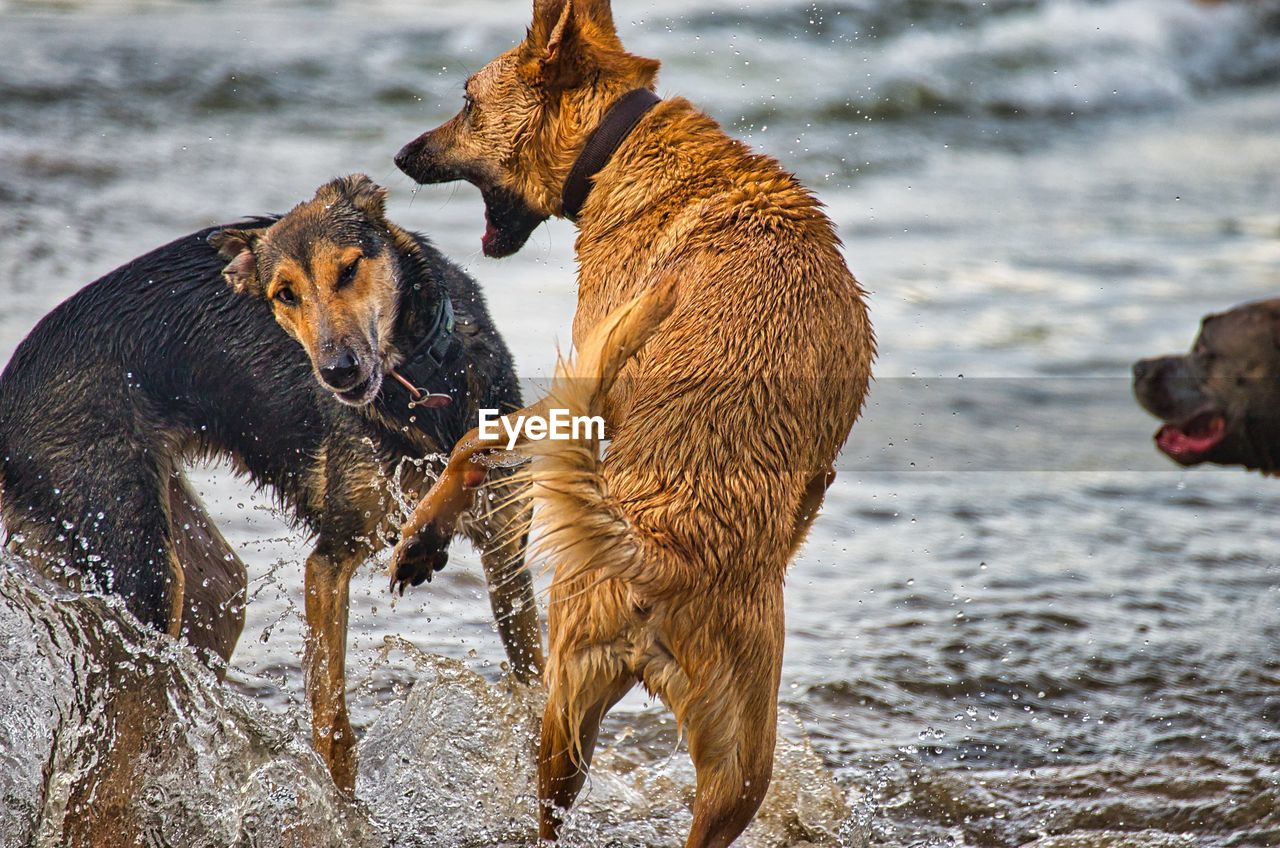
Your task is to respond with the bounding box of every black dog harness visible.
[382,289,464,441]
[394,291,457,405]
[562,88,662,222]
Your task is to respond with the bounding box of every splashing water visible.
[0,555,861,847]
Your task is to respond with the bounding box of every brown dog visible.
[392,2,874,844]
[1134,297,1280,471]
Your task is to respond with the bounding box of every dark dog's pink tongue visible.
[1155,412,1227,458]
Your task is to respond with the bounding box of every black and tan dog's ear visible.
[208,228,261,296]
[327,173,388,224]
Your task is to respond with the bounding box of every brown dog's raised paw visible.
[388,523,451,595]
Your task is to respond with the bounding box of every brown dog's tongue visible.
[481,219,497,254]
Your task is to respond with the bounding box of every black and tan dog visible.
[0,175,543,792]
[1134,297,1280,472]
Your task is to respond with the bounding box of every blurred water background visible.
[1,0,1279,845]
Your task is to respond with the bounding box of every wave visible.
[676,0,1280,133]
[1,1,1276,133]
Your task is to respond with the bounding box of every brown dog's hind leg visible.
[683,708,777,848]
[676,593,784,848]
[538,661,634,841]
[303,541,367,793]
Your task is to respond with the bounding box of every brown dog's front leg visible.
[388,400,550,594]
[387,439,489,594]
[303,545,362,793]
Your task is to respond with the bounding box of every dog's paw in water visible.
[389,523,451,595]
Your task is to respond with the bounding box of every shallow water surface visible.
[1,0,1279,845]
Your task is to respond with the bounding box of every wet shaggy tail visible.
[520,274,680,598]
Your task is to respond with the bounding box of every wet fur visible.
[0,181,544,793]
[394,3,874,845]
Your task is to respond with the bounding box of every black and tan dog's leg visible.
[42,453,190,638]
[303,539,368,793]
[474,488,544,682]
[169,474,248,672]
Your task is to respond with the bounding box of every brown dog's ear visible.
[328,173,388,224]
[530,0,567,47]
[530,0,657,90]
[533,0,615,38]
[539,0,587,88]
[208,228,262,296]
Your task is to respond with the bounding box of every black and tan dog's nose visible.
[1132,359,1153,382]
[320,351,361,390]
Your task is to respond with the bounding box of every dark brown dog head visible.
[1133,298,1280,471]
[209,175,402,406]
[394,0,659,257]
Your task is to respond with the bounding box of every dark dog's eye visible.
[463,94,476,117]
[338,258,360,289]
[275,287,297,306]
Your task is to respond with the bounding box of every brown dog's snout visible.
[319,349,362,391]
[392,137,421,176]
[395,132,457,185]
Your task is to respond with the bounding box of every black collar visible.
[561,88,661,222]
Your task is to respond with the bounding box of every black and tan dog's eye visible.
[337,258,360,289]
[275,287,298,306]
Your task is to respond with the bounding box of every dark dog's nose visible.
[1132,359,1152,382]
[320,351,361,390]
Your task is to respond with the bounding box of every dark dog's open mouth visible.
[479,186,548,258]
[1155,408,1227,461]
[331,371,383,407]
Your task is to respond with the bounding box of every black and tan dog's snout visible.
[318,348,363,392]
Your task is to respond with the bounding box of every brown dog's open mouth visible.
[1155,409,1227,461]
[479,186,548,259]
